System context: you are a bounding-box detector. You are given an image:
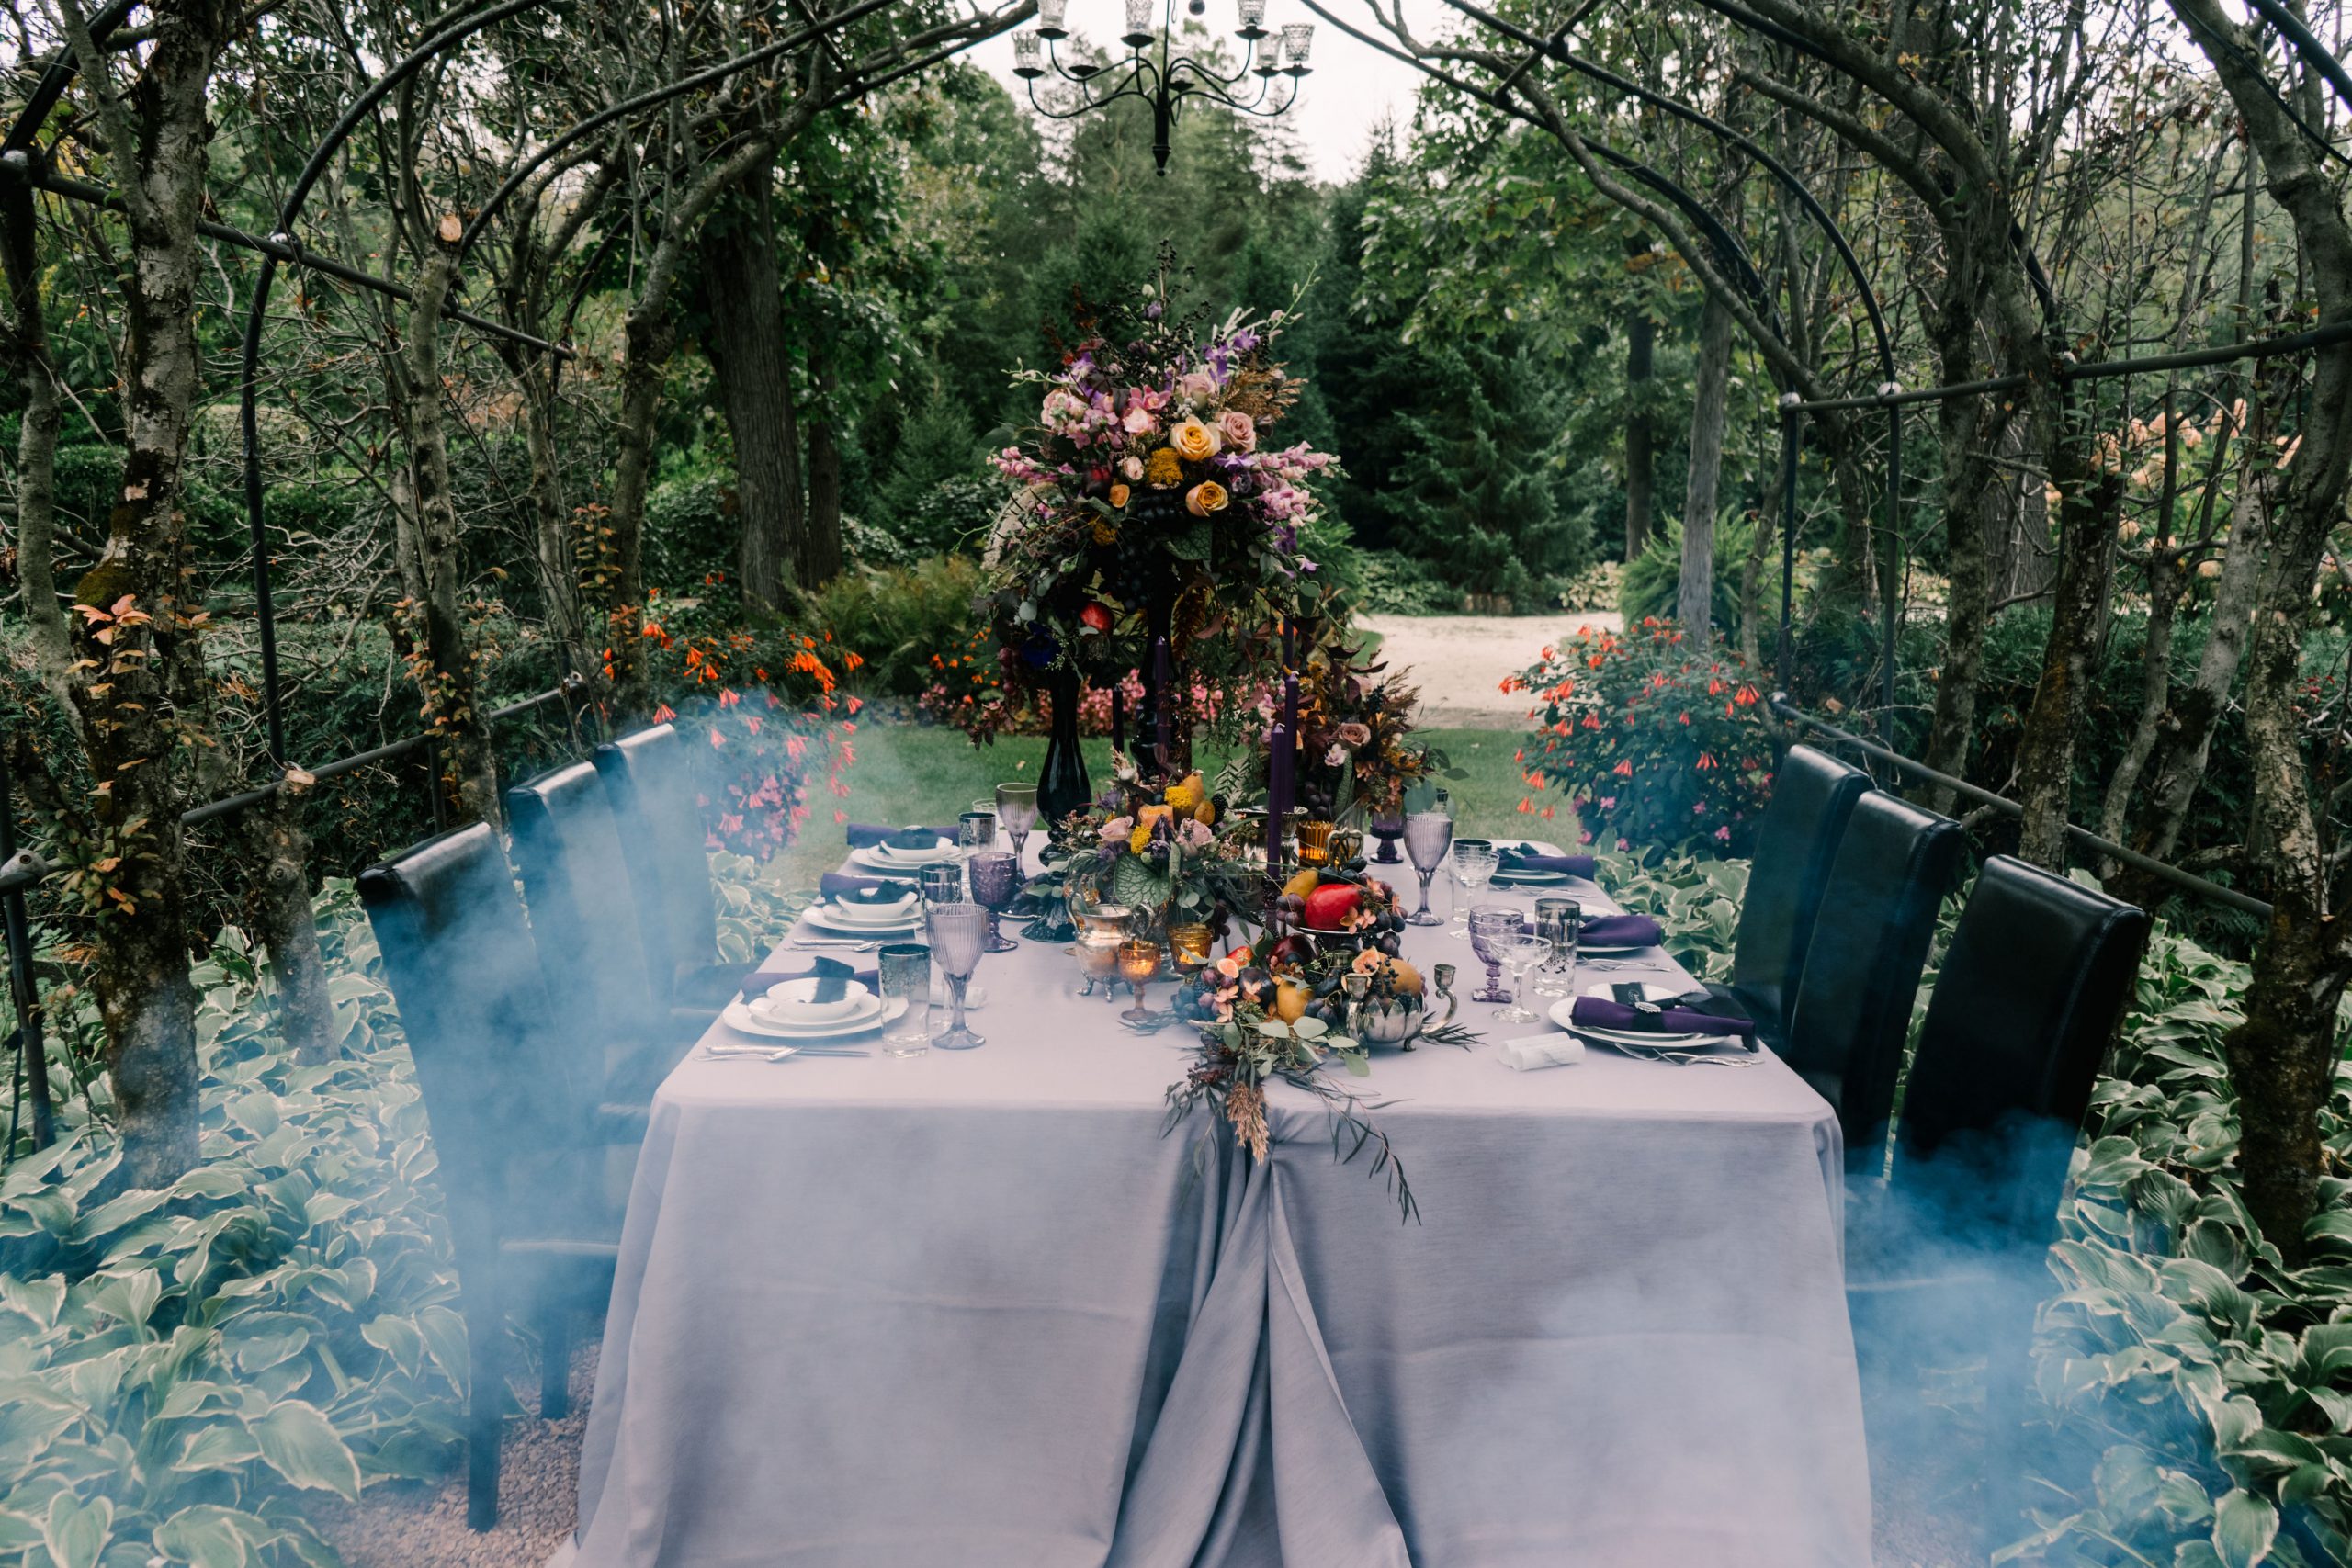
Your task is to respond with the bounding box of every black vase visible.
[1038,664,1091,827]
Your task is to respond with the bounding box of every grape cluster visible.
[1095,544,1174,611]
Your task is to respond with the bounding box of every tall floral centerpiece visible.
[983,253,1334,819]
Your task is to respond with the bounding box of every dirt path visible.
[1359,611,1623,728]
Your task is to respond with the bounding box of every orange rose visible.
[1170,417,1221,462]
[1185,481,1230,517]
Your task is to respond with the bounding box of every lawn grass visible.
[766,717,1566,897]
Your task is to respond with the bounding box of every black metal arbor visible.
[3,0,2350,1150]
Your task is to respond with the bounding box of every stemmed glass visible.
[1117,938,1162,1024]
[996,783,1040,865]
[967,851,1022,953]
[1449,840,1499,935]
[1496,933,1554,1023]
[1402,810,1454,926]
[1467,905,1523,1004]
[924,903,989,1049]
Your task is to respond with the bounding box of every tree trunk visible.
[521,367,585,671]
[699,164,805,615]
[1737,496,1775,669]
[1623,311,1655,562]
[1677,295,1733,633]
[242,791,336,1064]
[388,244,500,826]
[801,366,843,589]
[0,175,70,700]
[51,0,240,1188]
[605,302,673,716]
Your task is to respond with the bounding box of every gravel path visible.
[1359,611,1623,728]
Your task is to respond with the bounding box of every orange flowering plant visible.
[632,587,865,861]
[1506,619,1774,857]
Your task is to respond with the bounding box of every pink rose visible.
[1100,815,1134,844]
[1121,456,1145,480]
[1177,369,1217,405]
[1335,721,1372,748]
[1218,410,1257,452]
[1123,405,1159,435]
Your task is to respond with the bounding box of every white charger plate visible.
[1547,984,1714,1049]
[873,839,958,865]
[819,897,920,926]
[722,996,906,1041]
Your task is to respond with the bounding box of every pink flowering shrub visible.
[1505,619,1774,857]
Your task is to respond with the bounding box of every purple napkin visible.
[845,823,958,849]
[1569,995,1755,1038]
[1577,914,1663,948]
[741,957,878,1001]
[820,874,916,907]
[1499,849,1597,879]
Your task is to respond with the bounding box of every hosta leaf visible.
[0,1509,40,1549]
[0,1274,66,1328]
[153,1505,266,1568]
[2211,1487,2278,1568]
[43,1491,111,1568]
[247,1399,359,1499]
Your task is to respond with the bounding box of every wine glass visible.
[1117,938,1162,1024]
[1467,905,1522,1004]
[996,783,1040,865]
[1449,840,1499,935]
[1496,933,1554,1023]
[924,903,989,1049]
[1402,810,1454,926]
[967,851,1021,953]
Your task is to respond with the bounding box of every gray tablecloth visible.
[556,862,1871,1567]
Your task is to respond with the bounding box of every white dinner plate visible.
[818,897,919,926]
[847,847,932,877]
[803,910,923,937]
[873,839,958,865]
[722,996,906,1041]
[752,979,875,1026]
[1546,988,1719,1050]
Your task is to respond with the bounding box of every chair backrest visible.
[508,761,662,1043]
[1894,856,2150,1240]
[1731,745,1871,1034]
[592,724,718,1003]
[1781,790,1968,1168]
[358,824,584,1261]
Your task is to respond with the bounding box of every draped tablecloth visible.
[555,860,1871,1568]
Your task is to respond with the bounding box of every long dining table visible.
[552,840,1872,1568]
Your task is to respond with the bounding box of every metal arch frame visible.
[1301,0,1906,732]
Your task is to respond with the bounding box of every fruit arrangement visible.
[1170,936,1469,1051]
[1269,865,1408,955]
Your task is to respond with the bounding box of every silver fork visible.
[701,1043,872,1062]
[788,938,885,952]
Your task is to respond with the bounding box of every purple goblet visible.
[1467,905,1523,1005]
[968,851,1021,953]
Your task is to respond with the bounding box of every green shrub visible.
[1510,619,1774,855]
[643,470,736,592]
[1616,513,1751,629]
[1355,549,1459,615]
[797,554,986,697]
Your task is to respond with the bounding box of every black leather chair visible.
[1711,744,1871,1037]
[508,760,695,1100]
[591,724,747,1019]
[359,824,622,1530]
[1773,790,1967,1172]
[1846,856,2150,1551]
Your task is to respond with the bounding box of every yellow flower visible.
[1185,481,1229,517]
[1129,822,1153,853]
[1109,482,1131,509]
[1091,517,1118,546]
[1170,417,1222,462]
[1145,447,1184,488]
[1164,774,1203,813]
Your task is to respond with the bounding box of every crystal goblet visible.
[924,902,989,1049]
[1117,938,1162,1024]
[1466,904,1522,1004]
[1402,810,1454,927]
[995,783,1040,865]
[1449,840,1498,936]
[967,851,1021,953]
[1370,814,1405,864]
[1496,934,1554,1023]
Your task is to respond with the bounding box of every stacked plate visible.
[1548,983,1736,1056]
[806,890,923,937]
[849,837,959,875]
[725,979,906,1042]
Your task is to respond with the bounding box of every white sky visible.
[960,1,1450,185]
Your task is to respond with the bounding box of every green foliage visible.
[797,554,986,697]
[1513,621,1775,854]
[643,468,737,594]
[1617,513,1751,629]
[1356,551,1460,615]
[871,399,1001,558]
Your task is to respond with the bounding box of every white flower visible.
[1325,743,1347,767]
[1017,600,1037,623]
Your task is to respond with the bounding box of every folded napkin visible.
[1567,995,1755,1038]
[845,823,959,849]
[1498,849,1598,880]
[820,876,916,910]
[741,956,878,1001]
[1499,1033,1587,1071]
[1575,913,1664,949]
